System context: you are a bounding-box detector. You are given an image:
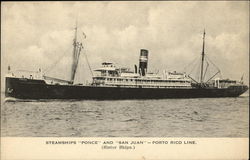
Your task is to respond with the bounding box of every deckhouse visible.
[92,50,192,88]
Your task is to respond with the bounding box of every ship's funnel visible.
[139,49,148,76]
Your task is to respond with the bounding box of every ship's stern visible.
[241,85,249,95]
[227,84,249,97]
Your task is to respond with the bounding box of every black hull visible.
[5,77,249,100]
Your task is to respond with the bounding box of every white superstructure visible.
[92,62,192,88]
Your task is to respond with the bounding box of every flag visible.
[240,73,244,81]
[82,32,86,39]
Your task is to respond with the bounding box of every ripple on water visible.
[1,96,249,137]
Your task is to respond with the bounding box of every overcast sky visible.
[1,1,249,86]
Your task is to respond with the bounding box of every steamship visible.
[5,26,248,100]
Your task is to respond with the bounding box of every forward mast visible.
[70,21,83,84]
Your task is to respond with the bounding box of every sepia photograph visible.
[1,1,249,159]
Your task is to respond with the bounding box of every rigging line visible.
[203,58,209,81]
[205,71,220,83]
[183,56,199,72]
[205,55,222,80]
[79,33,93,77]
[44,50,69,73]
[196,60,201,82]
[188,75,199,84]
[188,55,200,75]
[187,58,200,82]
[204,56,221,83]
[192,56,202,82]
[205,55,220,72]
[73,44,82,78]
[187,58,197,73]
[219,71,222,79]
[83,49,93,77]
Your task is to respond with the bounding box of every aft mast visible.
[200,29,205,83]
[186,30,221,87]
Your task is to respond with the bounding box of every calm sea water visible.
[1,93,249,137]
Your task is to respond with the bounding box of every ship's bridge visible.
[94,62,141,78]
[93,62,118,77]
[95,62,117,71]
